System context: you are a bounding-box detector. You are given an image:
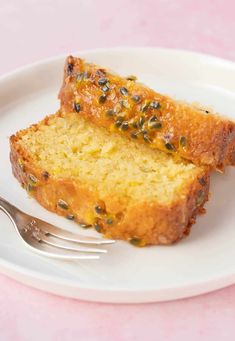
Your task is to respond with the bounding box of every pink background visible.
[0,0,235,340]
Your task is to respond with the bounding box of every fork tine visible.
[26,237,100,260]
[40,234,107,253]
[0,197,113,260]
[36,218,116,245]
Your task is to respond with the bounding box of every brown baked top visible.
[59,56,235,170]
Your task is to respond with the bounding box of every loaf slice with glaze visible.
[10,111,209,246]
[59,56,235,170]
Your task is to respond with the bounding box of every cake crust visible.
[10,113,210,246]
[59,56,235,170]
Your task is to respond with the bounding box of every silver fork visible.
[0,196,115,260]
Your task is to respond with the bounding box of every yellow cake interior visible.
[18,112,205,205]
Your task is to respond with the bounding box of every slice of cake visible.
[59,56,235,170]
[10,111,209,246]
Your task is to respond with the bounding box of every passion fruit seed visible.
[129,238,145,247]
[106,218,113,225]
[199,177,207,186]
[150,101,160,109]
[131,131,138,139]
[57,199,69,210]
[152,122,162,129]
[165,142,176,151]
[98,77,108,85]
[115,118,124,128]
[140,102,149,112]
[120,100,129,108]
[196,190,205,206]
[179,136,187,148]
[80,223,92,229]
[95,205,104,214]
[121,121,129,131]
[29,174,37,184]
[96,69,106,77]
[66,214,75,221]
[149,115,158,123]
[148,116,162,129]
[126,75,137,81]
[74,102,81,112]
[200,108,210,114]
[76,72,84,81]
[106,109,115,117]
[132,95,141,103]
[99,95,107,104]
[26,183,34,192]
[132,121,138,129]
[83,71,91,79]
[120,87,128,96]
[76,71,90,81]
[67,63,74,76]
[143,133,151,143]
[102,85,110,92]
[42,171,50,180]
[138,117,145,128]
[94,223,102,233]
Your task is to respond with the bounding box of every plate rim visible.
[0,255,234,303]
[1,46,235,83]
[0,46,235,303]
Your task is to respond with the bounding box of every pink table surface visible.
[0,0,235,340]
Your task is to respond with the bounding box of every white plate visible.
[0,47,235,303]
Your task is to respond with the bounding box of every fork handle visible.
[0,196,19,220]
